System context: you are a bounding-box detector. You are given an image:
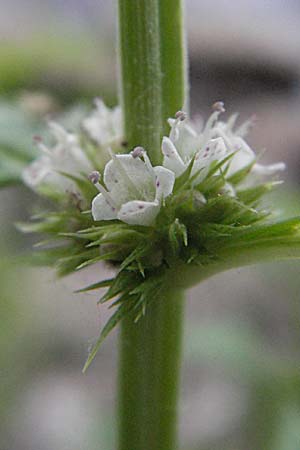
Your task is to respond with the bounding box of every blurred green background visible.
[1,1,300,449]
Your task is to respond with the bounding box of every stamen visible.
[34,138,52,156]
[142,152,155,177]
[131,146,144,158]
[130,147,154,175]
[170,111,188,141]
[202,103,225,145]
[213,128,234,152]
[175,110,187,121]
[212,101,225,113]
[88,170,100,184]
[226,113,239,132]
[88,171,116,208]
[235,114,257,137]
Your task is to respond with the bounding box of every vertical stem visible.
[118,0,163,165]
[118,290,184,450]
[159,0,187,130]
[118,1,187,449]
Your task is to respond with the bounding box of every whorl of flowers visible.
[20,99,299,369]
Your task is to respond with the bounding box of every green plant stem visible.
[118,0,186,449]
[118,290,184,450]
[118,0,163,165]
[171,241,300,290]
[159,0,187,130]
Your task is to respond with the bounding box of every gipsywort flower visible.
[91,148,175,226]
[22,121,92,192]
[162,102,285,183]
[19,98,300,368]
[22,99,123,193]
[82,98,122,148]
[89,103,285,226]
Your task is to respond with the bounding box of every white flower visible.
[82,98,123,148]
[91,148,175,226]
[162,104,285,182]
[22,122,92,191]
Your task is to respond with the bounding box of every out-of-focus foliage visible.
[0,101,44,186]
[0,36,116,104]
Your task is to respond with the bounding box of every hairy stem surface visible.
[118,290,184,450]
[118,1,186,449]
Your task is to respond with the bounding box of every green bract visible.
[18,101,300,370]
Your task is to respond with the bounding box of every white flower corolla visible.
[22,122,92,191]
[162,103,285,182]
[82,98,122,148]
[91,148,175,226]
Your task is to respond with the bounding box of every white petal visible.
[94,98,107,114]
[22,156,77,192]
[226,113,239,131]
[48,121,69,141]
[111,107,123,137]
[83,100,122,146]
[118,200,160,226]
[48,121,79,149]
[92,193,118,221]
[226,137,255,176]
[192,137,227,181]
[103,154,154,199]
[153,166,175,200]
[235,116,255,137]
[173,124,200,160]
[252,162,286,176]
[22,156,52,188]
[202,110,222,144]
[162,137,186,177]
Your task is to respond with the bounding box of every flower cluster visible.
[22,99,285,223]
[88,101,284,227]
[22,122,93,192]
[22,99,123,194]
[162,104,285,181]
[20,99,298,369]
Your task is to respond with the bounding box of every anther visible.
[33,135,51,155]
[88,170,101,184]
[175,110,187,121]
[33,135,43,143]
[212,101,225,113]
[89,172,117,209]
[131,146,145,158]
